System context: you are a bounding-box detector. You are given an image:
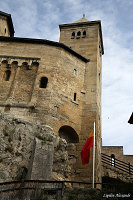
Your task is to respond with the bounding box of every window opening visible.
[82,30,86,37]
[4,70,11,81]
[111,154,115,167]
[99,72,100,81]
[74,69,77,76]
[71,32,75,39]
[40,77,48,88]
[77,31,81,38]
[5,28,6,34]
[2,60,8,68]
[74,93,77,101]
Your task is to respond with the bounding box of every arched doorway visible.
[58,126,79,143]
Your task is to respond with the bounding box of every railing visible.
[0,180,101,191]
[0,180,132,199]
[101,153,133,175]
[0,180,103,200]
[0,180,64,200]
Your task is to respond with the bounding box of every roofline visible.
[59,20,101,28]
[102,146,123,148]
[59,20,104,55]
[0,11,15,37]
[0,36,89,63]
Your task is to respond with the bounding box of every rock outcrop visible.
[0,114,70,182]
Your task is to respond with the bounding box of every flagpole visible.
[92,121,96,189]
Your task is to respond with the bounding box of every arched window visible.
[59,126,79,143]
[39,77,48,88]
[32,61,39,67]
[22,62,29,70]
[12,61,18,65]
[77,31,81,38]
[82,30,86,37]
[71,32,75,39]
[4,70,11,81]
[2,60,8,68]
[111,154,115,167]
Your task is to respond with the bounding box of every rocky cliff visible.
[0,114,73,182]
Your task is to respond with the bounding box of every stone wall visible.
[0,114,72,182]
[102,146,133,181]
[0,40,87,182]
[0,42,86,131]
[102,146,133,165]
[0,17,104,183]
[0,15,10,37]
[60,21,103,183]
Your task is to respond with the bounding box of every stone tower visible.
[59,15,104,183]
[0,11,14,37]
[0,12,104,184]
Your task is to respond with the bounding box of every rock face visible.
[0,114,70,182]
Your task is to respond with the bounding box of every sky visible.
[0,0,133,154]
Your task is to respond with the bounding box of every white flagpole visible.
[92,121,96,189]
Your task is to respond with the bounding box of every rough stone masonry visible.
[0,11,104,183]
[0,114,77,182]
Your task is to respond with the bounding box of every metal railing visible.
[101,153,133,175]
[0,180,132,199]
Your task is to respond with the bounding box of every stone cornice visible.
[0,55,40,67]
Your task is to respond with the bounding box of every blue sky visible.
[1,0,133,154]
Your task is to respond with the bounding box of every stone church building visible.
[0,11,105,183]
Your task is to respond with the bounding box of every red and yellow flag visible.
[81,129,94,165]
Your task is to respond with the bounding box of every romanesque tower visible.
[59,15,104,183]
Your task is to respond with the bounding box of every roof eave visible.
[0,36,89,63]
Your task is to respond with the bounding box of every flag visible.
[81,129,94,165]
